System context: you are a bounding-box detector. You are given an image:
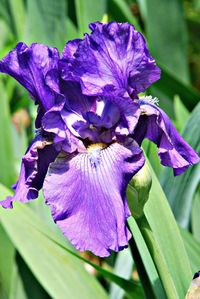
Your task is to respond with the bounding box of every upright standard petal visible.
[0,43,63,111]
[61,22,160,97]
[0,135,58,208]
[43,141,145,257]
[133,100,200,175]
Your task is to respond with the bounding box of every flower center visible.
[87,142,107,153]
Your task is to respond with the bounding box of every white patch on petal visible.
[140,95,159,106]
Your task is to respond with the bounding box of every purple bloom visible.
[60,22,160,98]
[0,22,199,257]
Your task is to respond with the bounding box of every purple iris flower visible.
[0,22,199,257]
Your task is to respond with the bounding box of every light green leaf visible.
[0,185,144,299]
[180,228,200,274]
[75,0,106,36]
[128,160,192,298]
[110,249,134,299]
[0,186,108,299]
[9,262,28,299]
[137,0,190,83]
[174,95,190,132]
[8,0,25,38]
[161,102,200,228]
[0,81,16,186]
[127,217,166,299]
[66,17,79,40]
[127,162,152,218]
[25,0,67,50]
[191,185,200,242]
[0,224,15,299]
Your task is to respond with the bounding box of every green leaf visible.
[127,162,152,218]
[128,160,192,298]
[9,261,28,299]
[180,228,200,274]
[75,0,106,36]
[66,17,79,40]
[137,0,190,83]
[15,254,50,299]
[109,249,134,299]
[108,0,141,31]
[0,185,144,299]
[161,102,200,228]
[127,217,167,299]
[142,140,162,178]
[191,185,200,242]
[8,0,25,38]
[0,81,16,186]
[174,95,190,132]
[0,224,15,299]
[0,187,108,299]
[25,0,67,50]
[150,65,200,112]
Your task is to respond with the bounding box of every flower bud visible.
[127,162,152,218]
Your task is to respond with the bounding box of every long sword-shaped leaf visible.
[161,102,200,228]
[0,185,144,299]
[0,186,108,299]
[151,65,200,112]
[191,186,200,242]
[108,0,141,31]
[0,81,15,187]
[128,159,192,299]
[180,228,200,275]
[75,0,106,36]
[137,0,190,83]
[25,0,67,50]
[127,217,167,299]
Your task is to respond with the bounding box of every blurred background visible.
[0,1,200,299]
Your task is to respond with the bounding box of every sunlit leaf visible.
[0,185,144,299]
[128,159,192,299]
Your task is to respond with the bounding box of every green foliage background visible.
[0,1,200,298]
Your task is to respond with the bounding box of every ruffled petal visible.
[60,22,160,97]
[0,135,58,208]
[133,100,200,175]
[43,140,145,257]
[60,81,97,113]
[0,43,63,111]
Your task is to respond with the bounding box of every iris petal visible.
[0,43,63,112]
[43,141,144,257]
[0,135,58,208]
[134,101,200,175]
[60,22,160,97]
